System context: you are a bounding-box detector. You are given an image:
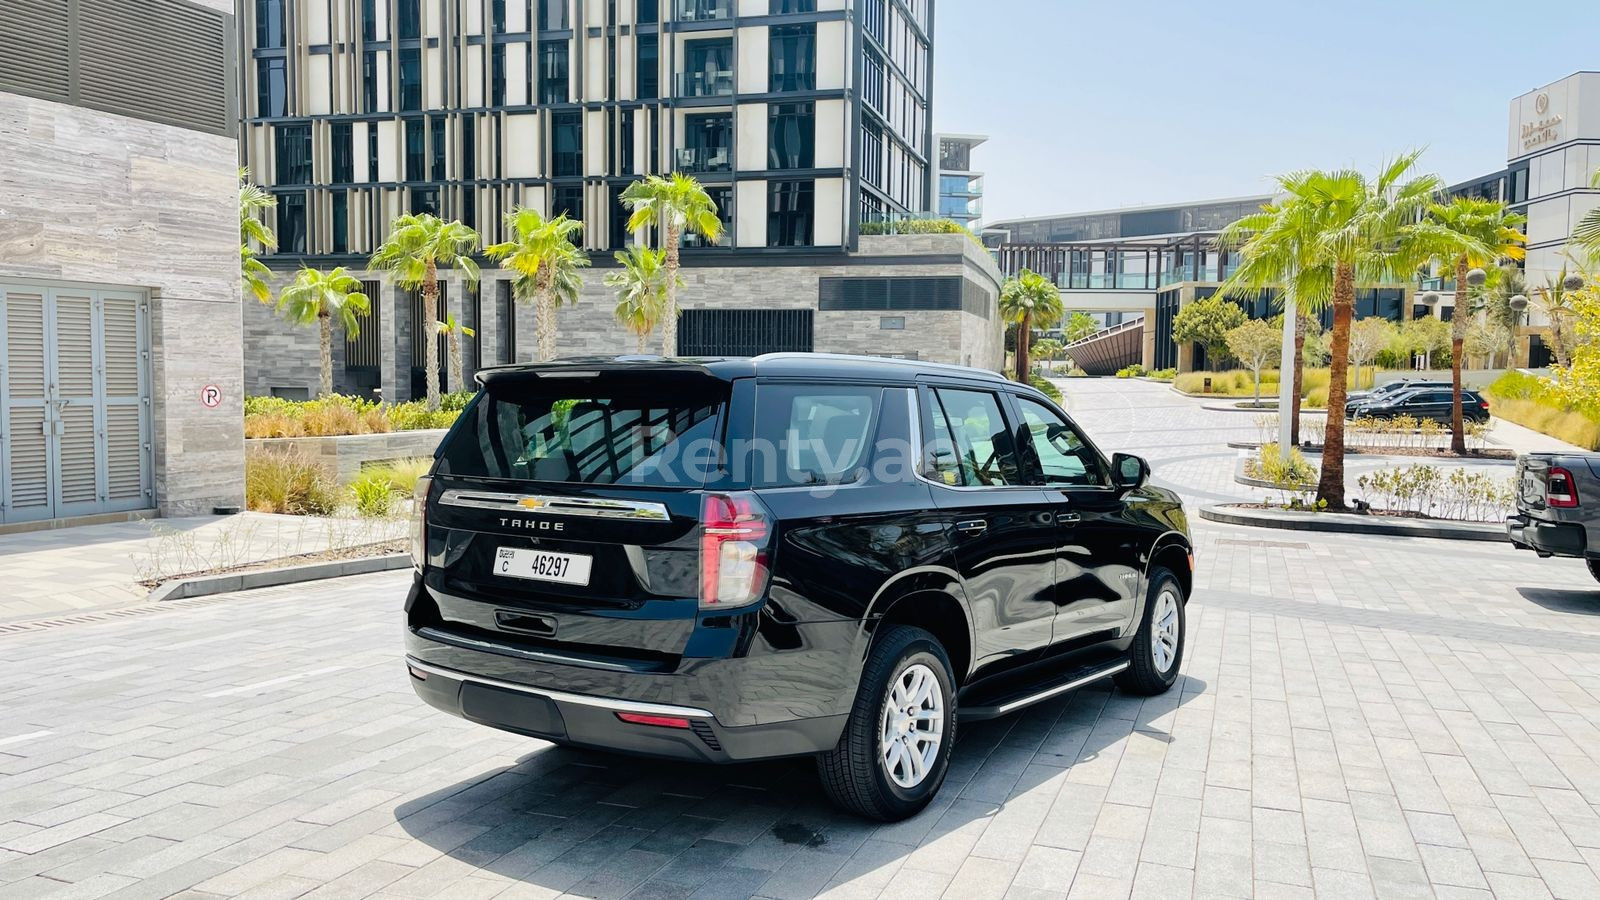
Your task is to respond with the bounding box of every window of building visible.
[491,0,506,33]
[411,187,439,215]
[431,117,447,180]
[399,48,422,111]
[257,57,287,117]
[609,183,631,249]
[462,186,477,230]
[683,39,733,97]
[769,24,816,92]
[768,102,814,169]
[551,111,581,176]
[274,123,312,184]
[276,191,307,253]
[770,0,816,12]
[368,125,379,182]
[682,113,731,172]
[637,0,659,21]
[551,184,582,220]
[397,0,420,39]
[539,0,570,30]
[539,40,569,103]
[619,110,634,172]
[404,118,426,181]
[636,34,658,99]
[462,113,476,179]
[361,0,378,41]
[256,0,286,48]
[768,180,813,247]
[331,122,354,183]
[491,44,506,105]
[331,190,349,253]
[362,50,380,113]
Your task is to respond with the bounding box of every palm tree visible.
[1427,196,1526,453]
[240,169,277,304]
[369,213,480,410]
[276,268,371,398]
[621,173,723,356]
[999,269,1063,382]
[436,313,476,388]
[1218,152,1464,508]
[1528,261,1588,368]
[605,245,682,353]
[486,208,589,362]
[1573,168,1600,252]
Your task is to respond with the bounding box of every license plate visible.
[494,547,592,586]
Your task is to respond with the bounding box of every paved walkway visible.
[0,513,405,623]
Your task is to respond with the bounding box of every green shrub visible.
[347,457,434,519]
[1485,371,1600,450]
[1116,364,1147,378]
[440,390,476,412]
[1356,465,1515,521]
[245,448,338,516]
[245,394,462,438]
[1304,386,1328,409]
[1148,368,1177,381]
[1247,443,1317,487]
[1030,375,1064,404]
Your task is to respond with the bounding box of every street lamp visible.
[1417,292,1441,369]
[1466,267,1488,287]
[1563,272,1586,292]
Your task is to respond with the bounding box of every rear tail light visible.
[699,491,771,609]
[1548,467,1579,508]
[615,712,692,729]
[410,476,432,570]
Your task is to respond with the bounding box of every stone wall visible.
[0,89,242,516]
[249,430,450,483]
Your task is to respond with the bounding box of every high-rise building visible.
[934,133,985,228]
[0,0,243,524]
[239,0,934,261]
[240,0,1004,399]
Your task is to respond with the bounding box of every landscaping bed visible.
[138,539,405,592]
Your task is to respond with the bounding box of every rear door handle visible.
[955,519,987,535]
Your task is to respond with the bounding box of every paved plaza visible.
[2,379,1599,899]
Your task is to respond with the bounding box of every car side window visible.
[929,388,1020,487]
[1014,396,1110,487]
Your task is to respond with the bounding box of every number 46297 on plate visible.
[494,547,593,586]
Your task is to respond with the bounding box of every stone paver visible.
[0,378,1597,898]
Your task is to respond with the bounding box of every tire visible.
[1115,567,1186,696]
[1589,559,1600,586]
[817,625,956,821]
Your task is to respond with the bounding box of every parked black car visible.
[404,355,1193,820]
[1346,387,1491,423]
[1344,379,1453,406]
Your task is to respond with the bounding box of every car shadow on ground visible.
[389,674,1208,896]
[1517,585,1600,614]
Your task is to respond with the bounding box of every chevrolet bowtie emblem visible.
[518,498,544,510]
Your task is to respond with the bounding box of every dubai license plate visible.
[494,547,592,586]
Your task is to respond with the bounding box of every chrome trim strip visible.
[974,661,1130,718]
[405,657,717,720]
[438,489,670,521]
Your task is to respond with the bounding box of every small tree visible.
[605,245,682,353]
[486,209,589,362]
[1348,318,1397,388]
[1528,264,1586,368]
[369,214,480,410]
[1173,294,1246,369]
[621,173,722,356]
[276,267,371,398]
[1224,320,1281,407]
[999,269,1064,381]
[436,313,476,387]
[240,169,277,304]
[1062,311,1098,344]
[1465,320,1512,368]
[1397,316,1451,369]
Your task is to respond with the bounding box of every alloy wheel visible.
[878,663,944,789]
[1151,588,1181,673]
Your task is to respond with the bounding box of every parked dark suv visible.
[404,355,1193,820]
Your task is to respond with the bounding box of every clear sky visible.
[932,0,1600,224]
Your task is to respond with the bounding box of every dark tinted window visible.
[274,124,312,184]
[331,190,349,253]
[552,111,582,176]
[399,48,422,110]
[257,58,286,117]
[929,389,1019,487]
[636,34,659,99]
[1014,397,1108,487]
[256,0,285,48]
[331,122,354,182]
[540,40,569,103]
[768,179,814,247]
[769,24,816,92]
[752,386,881,487]
[552,184,582,220]
[404,118,425,180]
[431,117,447,180]
[438,386,727,486]
[539,0,570,29]
[362,51,380,112]
[768,102,814,169]
[276,191,306,253]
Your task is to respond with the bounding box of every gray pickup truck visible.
[1507,452,1600,585]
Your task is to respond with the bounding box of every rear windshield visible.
[437,383,726,487]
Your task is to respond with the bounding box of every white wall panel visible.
[736,180,766,248]
[737,26,768,95]
[585,109,605,176]
[307,0,330,43]
[466,45,484,106]
[816,20,847,91]
[814,98,846,168]
[308,56,332,115]
[814,177,844,247]
[353,121,370,181]
[504,114,540,177]
[426,48,443,108]
[506,44,528,105]
[377,119,399,182]
[736,102,766,171]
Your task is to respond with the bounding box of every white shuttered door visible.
[0,282,152,522]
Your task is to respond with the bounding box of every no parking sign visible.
[200,384,223,408]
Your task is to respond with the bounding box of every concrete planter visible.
[248,430,449,482]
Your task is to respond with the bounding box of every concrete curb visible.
[1199,504,1506,542]
[149,553,413,602]
[1226,440,1516,461]
[1232,454,1316,492]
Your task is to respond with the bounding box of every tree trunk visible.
[1015,312,1031,382]
[318,311,333,398]
[1317,265,1355,510]
[448,333,461,388]
[1551,314,1571,368]
[423,261,440,410]
[1253,366,1262,408]
[636,330,648,354]
[535,269,557,362]
[1450,256,1469,454]
[1290,332,1305,447]
[662,224,681,356]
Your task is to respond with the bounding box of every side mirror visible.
[1112,453,1149,491]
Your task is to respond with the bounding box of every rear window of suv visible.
[750,384,882,487]
[437,382,726,487]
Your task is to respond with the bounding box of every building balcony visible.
[676,146,732,173]
[677,69,734,98]
[677,0,733,22]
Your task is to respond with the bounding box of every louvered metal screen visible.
[677,309,814,357]
[344,281,383,369]
[0,281,153,523]
[0,0,234,138]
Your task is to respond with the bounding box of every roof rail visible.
[750,352,1007,381]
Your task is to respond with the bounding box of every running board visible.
[959,660,1130,721]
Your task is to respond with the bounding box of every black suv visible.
[404,355,1193,820]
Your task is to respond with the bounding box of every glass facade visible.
[551,111,581,176]
[769,180,815,246]
[257,58,286,117]
[539,40,569,104]
[274,124,311,184]
[636,34,659,99]
[768,103,814,169]
[769,25,816,93]
[681,113,732,172]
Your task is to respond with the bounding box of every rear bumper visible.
[405,655,847,762]
[1506,514,1588,558]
